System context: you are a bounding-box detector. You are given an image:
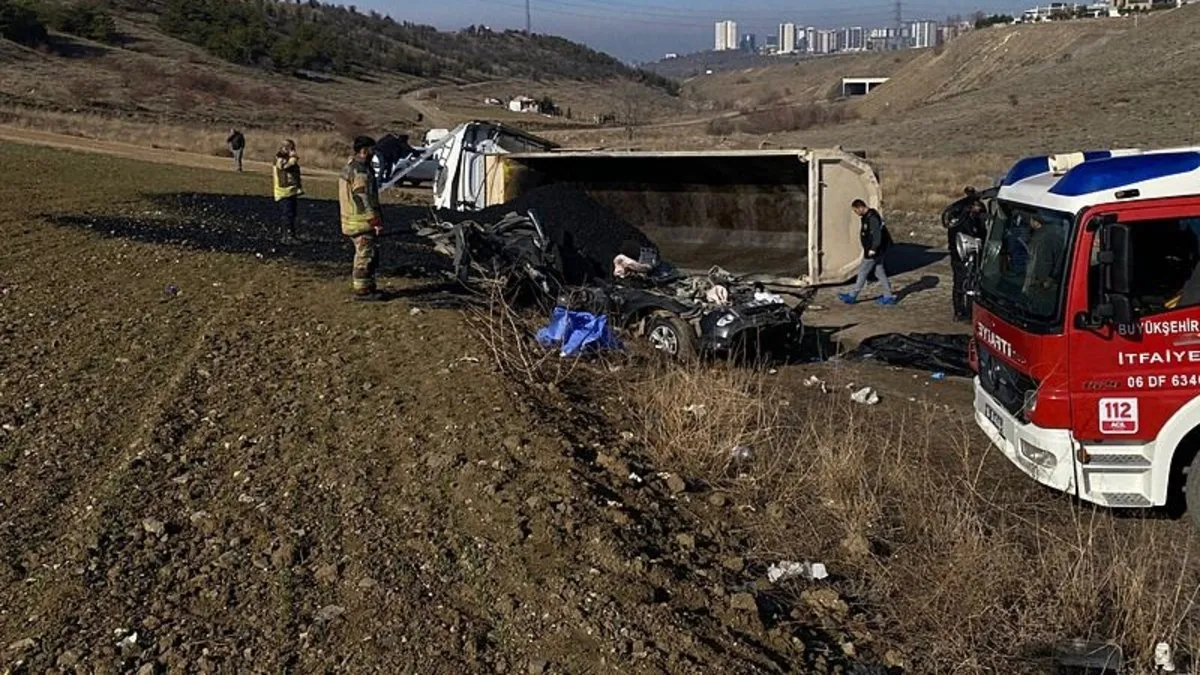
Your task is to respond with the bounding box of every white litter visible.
[683,404,708,418]
[1154,642,1176,672]
[851,387,880,406]
[628,472,644,484]
[754,290,785,304]
[117,632,138,648]
[767,561,829,583]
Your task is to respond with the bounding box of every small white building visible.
[508,96,538,113]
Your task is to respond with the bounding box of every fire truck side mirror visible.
[1094,219,1134,327]
[1102,222,1133,296]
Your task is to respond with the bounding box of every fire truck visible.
[970,148,1200,526]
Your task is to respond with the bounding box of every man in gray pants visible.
[839,199,897,306]
[226,128,245,172]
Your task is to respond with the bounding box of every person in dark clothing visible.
[226,128,245,172]
[840,199,896,305]
[946,190,988,321]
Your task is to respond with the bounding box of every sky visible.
[367,0,1029,62]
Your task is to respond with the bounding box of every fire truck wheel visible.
[1188,451,1200,530]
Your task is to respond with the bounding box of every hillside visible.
[555,4,1200,159]
[0,0,687,169]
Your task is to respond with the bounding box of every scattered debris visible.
[683,404,707,418]
[931,371,947,382]
[850,387,880,405]
[117,632,138,648]
[730,445,753,463]
[804,375,831,393]
[1155,642,1177,672]
[409,307,423,316]
[767,560,829,583]
[850,333,972,378]
[536,307,621,357]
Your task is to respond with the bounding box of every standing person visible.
[338,136,383,300]
[272,140,303,243]
[839,199,897,306]
[946,189,988,321]
[226,128,245,172]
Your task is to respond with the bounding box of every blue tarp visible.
[536,307,622,357]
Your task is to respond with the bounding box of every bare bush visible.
[736,104,858,135]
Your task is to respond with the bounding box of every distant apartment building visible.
[804,26,818,53]
[741,34,757,52]
[778,22,798,54]
[714,20,738,51]
[844,26,865,51]
[909,19,939,48]
[867,27,894,51]
[813,29,837,54]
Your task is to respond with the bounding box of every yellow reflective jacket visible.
[338,156,380,236]
[273,154,303,201]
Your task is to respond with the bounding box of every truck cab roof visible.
[997,147,1200,215]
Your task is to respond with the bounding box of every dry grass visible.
[634,364,1200,673]
[0,107,357,171]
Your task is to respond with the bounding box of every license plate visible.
[984,405,1005,438]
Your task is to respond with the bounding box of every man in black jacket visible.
[226,128,245,172]
[839,199,896,306]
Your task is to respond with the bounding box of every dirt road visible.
[0,125,339,181]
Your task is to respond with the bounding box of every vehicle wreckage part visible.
[483,150,879,284]
[420,123,877,284]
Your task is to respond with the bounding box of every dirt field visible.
[3,130,1200,675]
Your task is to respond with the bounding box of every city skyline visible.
[370,1,1030,62]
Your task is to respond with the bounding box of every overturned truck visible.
[387,121,882,285]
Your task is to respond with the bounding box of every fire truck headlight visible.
[1020,441,1057,470]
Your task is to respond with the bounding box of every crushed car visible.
[417,208,815,359]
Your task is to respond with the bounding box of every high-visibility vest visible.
[338,157,379,236]
[273,155,303,201]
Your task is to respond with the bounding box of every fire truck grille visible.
[977,347,1038,418]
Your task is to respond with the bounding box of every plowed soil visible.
[0,143,905,674]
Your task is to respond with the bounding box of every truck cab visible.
[972,148,1200,525]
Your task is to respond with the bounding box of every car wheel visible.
[646,315,696,360]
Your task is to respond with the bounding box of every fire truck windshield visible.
[978,201,1073,326]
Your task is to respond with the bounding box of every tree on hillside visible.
[42,1,119,44]
[0,0,48,46]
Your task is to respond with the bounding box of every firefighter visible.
[272,139,303,243]
[840,199,896,306]
[947,189,988,321]
[339,136,383,300]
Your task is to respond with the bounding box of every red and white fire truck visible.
[970,148,1200,525]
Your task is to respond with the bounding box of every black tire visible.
[646,314,697,360]
[1187,451,1200,530]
